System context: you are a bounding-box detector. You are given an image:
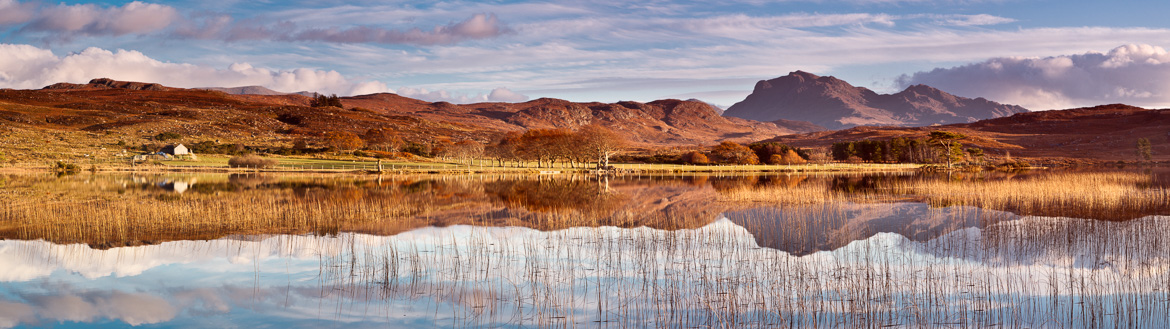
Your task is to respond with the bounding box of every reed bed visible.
[0,173,721,247]
[717,171,1170,221]
[885,172,1170,220]
[290,211,1170,328]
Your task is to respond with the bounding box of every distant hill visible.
[761,104,1170,163]
[43,78,173,92]
[200,86,317,97]
[0,78,791,148]
[723,71,1028,130]
[341,95,791,145]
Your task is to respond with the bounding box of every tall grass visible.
[297,211,1170,328]
[717,171,1170,221]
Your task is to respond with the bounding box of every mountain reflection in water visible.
[1,172,1168,327]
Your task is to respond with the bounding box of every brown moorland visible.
[763,104,1170,164]
[1,78,1167,165]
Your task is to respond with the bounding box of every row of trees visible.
[309,94,344,108]
[831,131,979,168]
[681,142,811,165]
[483,124,626,168]
[305,124,627,169]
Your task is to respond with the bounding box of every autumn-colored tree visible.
[682,151,710,165]
[575,123,627,168]
[710,141,759,165]
[777,149,807,165]
[768,154,784,165]
[323,131,363,151]
[520,129,573,168]
[431,138,455,159]
[486,131,524,167]
[363,128,404,152]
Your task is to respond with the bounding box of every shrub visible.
[154,132,182,141]
[228,155,277,169]
[682,151,710,165]
[368,150,397,159]
[54,161,80,172]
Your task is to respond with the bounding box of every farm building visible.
[160,144,189,156]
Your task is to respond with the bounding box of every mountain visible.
[723,71,1028,130]
[341,95,790,145]
[771,119,827,134]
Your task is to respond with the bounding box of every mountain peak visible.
[724,72,1028,129]
[789,70,821,79]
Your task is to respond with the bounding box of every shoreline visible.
[2,162,924,175]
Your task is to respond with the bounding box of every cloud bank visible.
[897,44,1170,110]
[1,1,506,45]
[0,44,390,95]
[0,44,526,103]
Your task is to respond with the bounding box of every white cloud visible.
[0,44,391,96]
[396,86,530,103]
[897,44,1170,110]
[487,87,530,102]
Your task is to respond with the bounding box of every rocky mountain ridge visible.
[723,71,1028,129]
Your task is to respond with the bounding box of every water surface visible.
[1,172,1167,328]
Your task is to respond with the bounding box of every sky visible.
[2,0,1170,110]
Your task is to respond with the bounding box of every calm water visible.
[1,172,1168,328]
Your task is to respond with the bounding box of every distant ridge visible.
[43,78,172,91]
[723,71,1028,130]
[13,78,791,146]
[200,86,316,97]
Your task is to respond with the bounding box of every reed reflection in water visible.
[2,207,1167,328]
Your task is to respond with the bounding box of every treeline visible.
[830,138,936,163]
[615,141,814,166]
[309,94,343,108]
[830,132,984,167]
[481,124,625,168]
[238,123,628,169]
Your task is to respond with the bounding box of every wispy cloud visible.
[179,13,509,45]
[21,1,178,37]
[283,13,507,45]
[2,1,508,46]
[897,44,1170,110]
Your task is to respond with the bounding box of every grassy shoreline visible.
[4,154,922,175]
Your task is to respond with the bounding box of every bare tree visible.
[520,129,573,168]
[363,128,404,152]
[575,124,627,169]
[451,139,484,165]
[486,132,523,167]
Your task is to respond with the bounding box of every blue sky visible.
[2,0,1170,110]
